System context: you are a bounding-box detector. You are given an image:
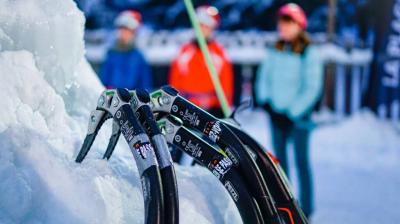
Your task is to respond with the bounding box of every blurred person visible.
[169,5,234,118]
[255,3,324,218]
[100,10,153,90]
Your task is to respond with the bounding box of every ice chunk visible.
[0,0,103,119]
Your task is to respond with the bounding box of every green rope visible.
[183,0,232,118]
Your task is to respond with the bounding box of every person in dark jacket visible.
[255,3,324,218]
[100,10,152,90]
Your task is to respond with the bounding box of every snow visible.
[0,0,240,223]
[236,109,400,224]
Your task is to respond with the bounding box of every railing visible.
[85,30,399,122]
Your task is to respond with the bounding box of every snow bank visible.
[0,0,241,223]
[237,109,400,223]
[311,110,400,169]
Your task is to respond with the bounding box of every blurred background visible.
[74,1,400,222]
[74,0,399,123]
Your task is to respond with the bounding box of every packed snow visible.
[237,109,400,224]
[1,0,399,224]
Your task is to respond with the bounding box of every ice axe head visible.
[76,88,132,163]
[75,90,115,163]
[157,115,182,143]
[103,88,159,160]
[150,85,179,113]
[129,89,151,112]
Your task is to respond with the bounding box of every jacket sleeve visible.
[138,54,153,91]
[168,57,183,91]
[255,50,271,106]
[288,47,324,120]
[100,51,113,88]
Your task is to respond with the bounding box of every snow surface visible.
[236,109,400,224]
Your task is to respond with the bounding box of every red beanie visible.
[278,3,307,29]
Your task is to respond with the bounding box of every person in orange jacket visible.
[169,5,234,118]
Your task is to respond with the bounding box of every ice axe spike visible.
[75,91,114,163]
[103,120,121,160]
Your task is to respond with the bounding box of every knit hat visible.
[114,10,142,30]
[196,5,220,28]
[278,3,307,29]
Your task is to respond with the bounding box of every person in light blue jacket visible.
[255,3,324,218]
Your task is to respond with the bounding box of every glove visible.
[262,103,293,128]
